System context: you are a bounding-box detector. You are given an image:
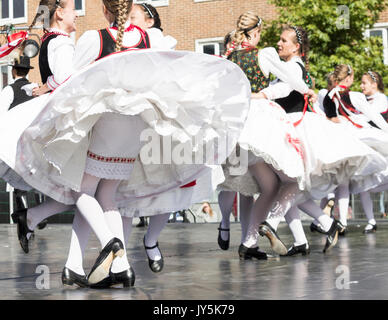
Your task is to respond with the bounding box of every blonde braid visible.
[115,0,127,51]
[230,11,262,48]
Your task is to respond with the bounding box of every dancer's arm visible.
[350,92,388,133]
[368,93,388,114]
[146,28,177,50]
[73,30,101,70]
[258,47,309,95]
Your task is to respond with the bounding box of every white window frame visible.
[134,0,169,7]
[75,0,86,17]
[195,37,224,56]
[194,0,215,3]
[0,0,28,25]
[366,22,388,65]
[0,64,12,90]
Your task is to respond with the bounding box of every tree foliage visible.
[261,0,388,94]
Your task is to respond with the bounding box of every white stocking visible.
[95,179,129,273]
[65,210,92,275]
[243,162,280,248]
[335,184,350,227]
[71,173,114,249]
[145,213,170,261]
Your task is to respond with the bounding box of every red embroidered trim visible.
[87,151,136,164]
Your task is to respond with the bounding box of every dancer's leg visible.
[360,192,376,232]
[298,199,334,233]
[243,162,279,248]
[335,184,350,227]
[71,173,115,249]
[64,209,92,276]
[217,191,236,241]
[284,206,308,246]
[239,194,254,243]
[144,213,170,261]
[95,179,129,273]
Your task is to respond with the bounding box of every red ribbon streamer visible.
[0,31,28,58]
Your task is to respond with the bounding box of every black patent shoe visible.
[217,223,230,251]
[88,238,125,285]
[11,209,34,254]
[90,265,136,289]
[309,222,326,234]
[363,223,377,234]
[62,267,89,288]
[285,243,310,256]
[143,236,164,273]
[37,219,48,230]
[258,221,287,255]
[323,220,341,253]
[238,244,268,260]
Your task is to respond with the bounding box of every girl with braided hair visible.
[1,0,252,288]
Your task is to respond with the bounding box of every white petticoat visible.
[286,112,387,199]
[218,99,306,196]
[0,49,251,207]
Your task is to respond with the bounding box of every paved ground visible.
[0,220,388,300]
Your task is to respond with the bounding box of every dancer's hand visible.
[306,89,317,103]
[32,84,50,97]
[252,92,267,99]
[329,117,341,123]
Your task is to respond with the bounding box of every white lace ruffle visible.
[85,157,136,180]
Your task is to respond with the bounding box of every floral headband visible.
[368,70,377,82]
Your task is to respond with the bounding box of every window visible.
[0,65,12,90]
[75,0,85,16]
[366,23,388,65]
[0,0,27,24]
[195,38,225,56]
[134,0,169,7]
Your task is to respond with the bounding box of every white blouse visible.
[45,28,75,91]
[366,92,388,114]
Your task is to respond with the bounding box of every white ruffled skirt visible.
[0,49,251,210]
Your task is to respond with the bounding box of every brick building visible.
[1,0,388,85]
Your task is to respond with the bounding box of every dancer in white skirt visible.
[226,24,387,257]
[323,65,388,236]
[358,71,388,233]
[0,0,251,288]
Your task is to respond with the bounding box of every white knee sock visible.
[104,210,130,273]
[145,213,170,261]
[27,198,72,230]
[285,206,308,246]
[298,199,333,232]
[336,184,349,227]
[218,191,236,241]
[65,210,92,276]
[243,162,279,248]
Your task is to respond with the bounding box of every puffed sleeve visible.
[350,91,388,133]
[73,30,101,70]
[147,28,177,50]
[258,47,309,96]
[46,35,75,90]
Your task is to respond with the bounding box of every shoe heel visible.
[62,277,74,286]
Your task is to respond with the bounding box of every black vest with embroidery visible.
[275,62,310,114]
[96,28,150,61]
[8,78,34,110]
[39,33,59,84]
